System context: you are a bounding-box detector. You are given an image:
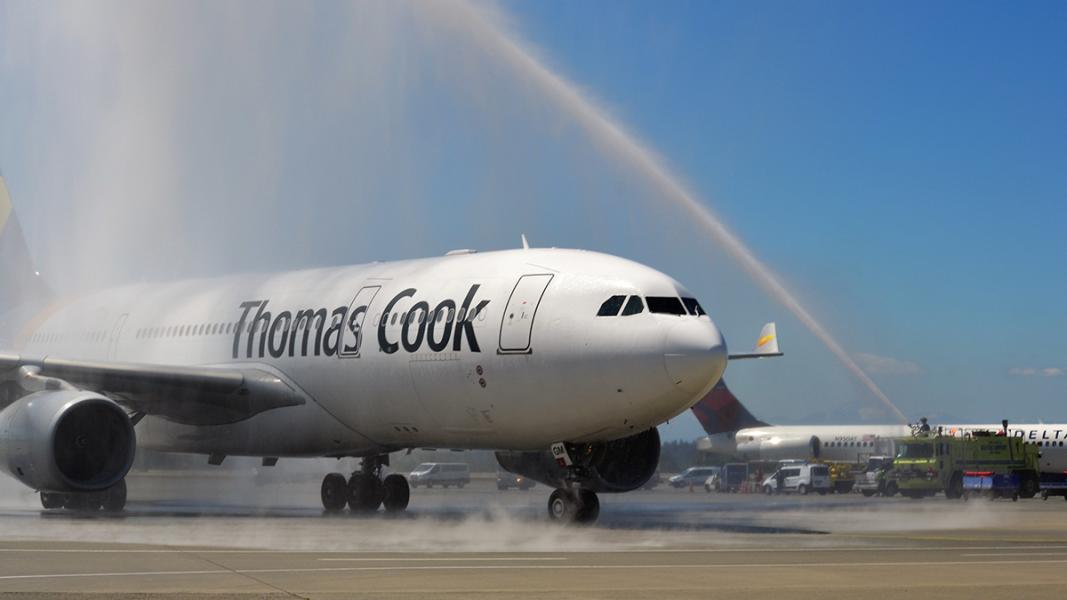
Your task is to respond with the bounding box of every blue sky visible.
[1,1,1065,440]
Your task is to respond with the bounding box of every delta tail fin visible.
[690,379,768,435]
[0,176,49,318]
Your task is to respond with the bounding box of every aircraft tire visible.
[63,492,100,512]
[382,474,410,513]
[1018,472,1039,499]
[102,479,127,512]
[348,474,383,513]
[40,492,64,510]
[548,489,574,522]
[321,473,348,512]
[575,491,599,525]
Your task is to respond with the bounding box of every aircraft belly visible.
[138,399,377,457]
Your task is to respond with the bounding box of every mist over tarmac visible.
[0,472,1040,554]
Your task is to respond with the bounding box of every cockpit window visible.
[620,295,644,316]
[682,297,707,316]
[597,295,626,317]
[646,296,686,315]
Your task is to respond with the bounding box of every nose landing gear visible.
[545,442,600,524]
[548,488,599,524]
[320,455,410,515]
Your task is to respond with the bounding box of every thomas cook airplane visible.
[0,177,781,523]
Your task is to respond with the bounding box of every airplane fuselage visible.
[14,248,728,459]
[702,424,1067,473]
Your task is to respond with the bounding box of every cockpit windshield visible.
[682,297,707,316]
[597,295,626,316]
[646,296,686,315]
[598,295,707,317]
[621,296,644,316]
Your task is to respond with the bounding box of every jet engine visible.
[736,435,821,462]
[0,390,136,492]
[496,428,660,493]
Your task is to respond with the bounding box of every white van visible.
[761,464,831,495]
[409,463,471,488]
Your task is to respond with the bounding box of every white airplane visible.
[0,177,781,522]
[693,380,1067,473]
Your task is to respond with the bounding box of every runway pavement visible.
[1,472,1065,598]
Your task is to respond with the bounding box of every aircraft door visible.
[498,274,553,354]
[339,285,381,358]
[108,313,128,360]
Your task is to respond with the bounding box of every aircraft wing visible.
[0,354,305,426]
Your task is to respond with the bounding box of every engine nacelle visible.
[0,391,136,492]
[736,435,821,462]
[496,428,660,493]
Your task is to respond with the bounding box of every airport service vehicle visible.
[496,470,534,491]
[826,461,858,494]
[1040,473,1067,501]
[761,463,831,495]
[692,380,1067,476]
[710,462,749,493]
[0,176,782,523]
[408,463,470,488]
[854,456,894,497]
[669,466,719,489]
[962,471,1023,501]
[890,431,1040,500]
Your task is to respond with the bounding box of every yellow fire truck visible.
[888,430,1039,499]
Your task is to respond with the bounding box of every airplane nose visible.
[663,321,727,395]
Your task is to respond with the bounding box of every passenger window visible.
[391,313,398,326]
[646,296,687,315]
[682,297,707,316]
[621,296,644,316]
[597,295,626,317]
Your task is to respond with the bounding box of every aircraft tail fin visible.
[728,322,783,360]
[690,379,768,435]
[0,176,49,318]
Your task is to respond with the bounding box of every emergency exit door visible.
[498,274,553,354]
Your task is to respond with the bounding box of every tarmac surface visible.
[1,470,1066,598]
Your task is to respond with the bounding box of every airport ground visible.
[1,471,1066,598]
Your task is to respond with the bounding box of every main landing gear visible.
[321,455,410,515]
[39,479,127,513]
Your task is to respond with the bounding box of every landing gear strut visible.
[320,455,410,515]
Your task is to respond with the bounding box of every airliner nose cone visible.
[663,322,727,395]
